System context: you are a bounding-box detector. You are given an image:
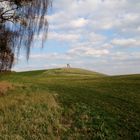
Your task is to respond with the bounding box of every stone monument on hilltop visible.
[67,64,70,68]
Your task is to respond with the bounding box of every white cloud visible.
[112,38,140,47]
[48,32,80,42]
[70,18,89,28]
[68,46,109,57]
[88,32,106,44]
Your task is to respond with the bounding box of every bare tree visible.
[0,26,15,71]
[0,0,51,71]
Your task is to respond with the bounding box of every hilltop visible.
[0,68,140,139]
[10,67,105,77]
[43,68,105,76]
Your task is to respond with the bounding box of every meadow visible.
[0,68,140,140]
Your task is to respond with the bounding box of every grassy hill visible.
[0,68,140,139]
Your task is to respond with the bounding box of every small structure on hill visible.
[67,64,71,68]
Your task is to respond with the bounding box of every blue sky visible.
[13,0,140,75]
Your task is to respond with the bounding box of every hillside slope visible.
[43,68,105,76]
[0,68,140,139]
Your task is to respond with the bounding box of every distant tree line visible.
[0,0,51,71]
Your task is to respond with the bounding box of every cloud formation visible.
[13,0,140,75]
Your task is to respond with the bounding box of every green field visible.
[0,68,140,140]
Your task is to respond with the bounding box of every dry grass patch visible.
[0,81,14,96]
[0,92,62,139]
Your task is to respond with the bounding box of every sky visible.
[13,0,140,75]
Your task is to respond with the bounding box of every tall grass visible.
[0,68,140,139]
